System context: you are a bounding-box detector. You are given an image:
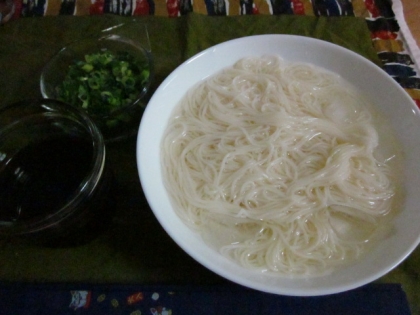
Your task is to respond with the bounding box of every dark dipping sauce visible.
[0,135,114,247]
[0,136,93,223]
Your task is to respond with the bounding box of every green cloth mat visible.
[0,13,381,106]
[0,13,418,314]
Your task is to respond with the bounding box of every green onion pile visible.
[57,50,150,118]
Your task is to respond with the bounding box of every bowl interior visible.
[40,34,153,118]
[41,34,154,142]
[137,35,420,296]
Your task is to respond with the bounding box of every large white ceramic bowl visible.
[137,35,420,296]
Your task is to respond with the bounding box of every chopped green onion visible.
[56,50,150,119]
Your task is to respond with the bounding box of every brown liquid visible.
[0,136,93,224]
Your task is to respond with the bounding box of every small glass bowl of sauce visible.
[0,99,114,247]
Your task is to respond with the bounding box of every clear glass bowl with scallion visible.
[40,34,153,142]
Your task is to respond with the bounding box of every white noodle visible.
[161,55,400,277]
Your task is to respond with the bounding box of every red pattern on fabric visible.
[371,30,398,40]
[365,0,380,17]
[89,0,105,15]
[291,0,305,15]
[133,0,150,15]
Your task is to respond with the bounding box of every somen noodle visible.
[161,55,401,277]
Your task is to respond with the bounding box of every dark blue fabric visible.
[0,282,412,315]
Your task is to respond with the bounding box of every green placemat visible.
[0,13,380,106]
[185,13,380,62]
[1,13,417,314]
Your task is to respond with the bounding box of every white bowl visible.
[136,35,420,296]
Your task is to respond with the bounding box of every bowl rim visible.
[137,34,420,296]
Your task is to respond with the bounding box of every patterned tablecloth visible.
[1,0,419,104]
[0,283,413,314]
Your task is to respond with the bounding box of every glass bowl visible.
[0,99,115,247]
[40,34,153,142]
